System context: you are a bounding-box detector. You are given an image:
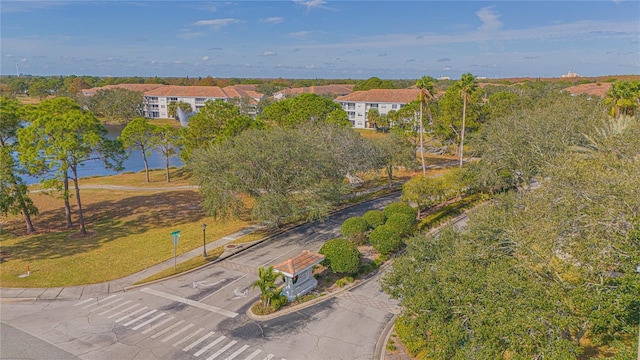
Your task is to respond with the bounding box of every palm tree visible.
[416,76,436,176]
[251,266,283,307]
[457,73,478,168]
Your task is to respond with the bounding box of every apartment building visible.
[273,84,354,100]
[335,89,421,128]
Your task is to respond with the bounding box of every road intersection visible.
[1,193,402,359]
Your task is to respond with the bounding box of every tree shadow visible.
[1,191,205,262]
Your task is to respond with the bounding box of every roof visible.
[143,85,228,98]
[222,85,264,100]
[272,250,325,277]
[563,82,611,98]
[335,89,421,103]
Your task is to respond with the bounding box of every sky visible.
[1,1,639,79]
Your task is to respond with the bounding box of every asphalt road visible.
[0,192,401,360]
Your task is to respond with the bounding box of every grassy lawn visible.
[0,169,252,287]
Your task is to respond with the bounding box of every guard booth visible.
[273,250,325,302]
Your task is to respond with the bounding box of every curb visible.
[374,313,398,360]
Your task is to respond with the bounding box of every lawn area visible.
[0,169,252,287]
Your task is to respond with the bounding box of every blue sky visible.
[1,1,638,79]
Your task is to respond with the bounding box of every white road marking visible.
[199,275,246,302]
[205,340,237,360]
[132,312,166,330]
[194,336,226,357]
[150,319,184,338]
[173,328,204,347]
[82,294,117,309]
[140,287,238,318]
[141,315,174,334]
[243,349,262,360]
[262,355,274,360]
[225,344,249,360]
[115,306,148,323]
[92,297,123,311]
[99,300,132,315]
[160,323,194,343]
[192,279,226,289]
[183,331,216,351]
[122,309,157,327]
[74,298,94,307]
[107,303,140,319]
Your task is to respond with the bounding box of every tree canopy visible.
[258,93,349,128]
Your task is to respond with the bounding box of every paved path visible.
[0,225,263,302]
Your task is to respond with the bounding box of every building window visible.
[348,111,356,119]
[392,104,398,109]
[168,97,178,102]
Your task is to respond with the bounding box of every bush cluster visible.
[363,210,386,228]
[385,213,415,236]
[340,217,369,245]
[383,202,416,220]
[369,225,403,255]
[319,238,361,273]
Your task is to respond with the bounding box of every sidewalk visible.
[0,225,263,302]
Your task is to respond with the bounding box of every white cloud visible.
[476,6,502,31]
[292,0,336,11]
[202,56,210,61]
[177,29,205,39]
[20,58,28,62]
[261,17,284,24]
[261,51,277,56]
[194,18,244,28]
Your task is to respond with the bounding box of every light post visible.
[202,223,207,257]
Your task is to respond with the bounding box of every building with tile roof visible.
[335,89,421,128]
[81,83,166,97]
[273,250,325,302]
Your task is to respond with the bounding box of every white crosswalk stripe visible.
[99,300,132,316]
[150,320,185,338]
[141,315,174,334]
[83,294,117,309]
[122,309,157,327]
[161,323,194,343]
[115,306,148,323]
[173,327,204,347]
[183,331,215,351]
[243,349,262,360]
[194,336,226,357]
[107,303,140,319]
[132,312,166,331]
[92,297,123,311]
[74,298,94,307]
[205,340,237,360]
[225,344,249,360]
[262,355,274,360]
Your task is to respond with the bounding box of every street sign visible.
[171,230,181,270]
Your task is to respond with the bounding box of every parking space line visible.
[183,331,215,351]
[160,323,194,343]
[194,336,226,357]
[150,319,184,338]
[205,340,237,360]
[173,327,204,347]
[141,315,174,334]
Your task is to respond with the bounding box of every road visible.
[1,192,401,360]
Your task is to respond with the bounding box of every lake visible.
[22,124,184,185]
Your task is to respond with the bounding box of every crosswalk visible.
[75,295,284,360]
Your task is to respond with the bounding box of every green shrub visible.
[319,238,361,274]
[373,254,389,267]
[385,213,416,236]
[369,225,403,255]
[336,276,354,287]
[270,291,289,310]
[363,210,386,228]
[341,217,369,245]
[383,202,416,220]
[394,316,428,357]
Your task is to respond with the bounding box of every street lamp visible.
[201,223,207,257]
